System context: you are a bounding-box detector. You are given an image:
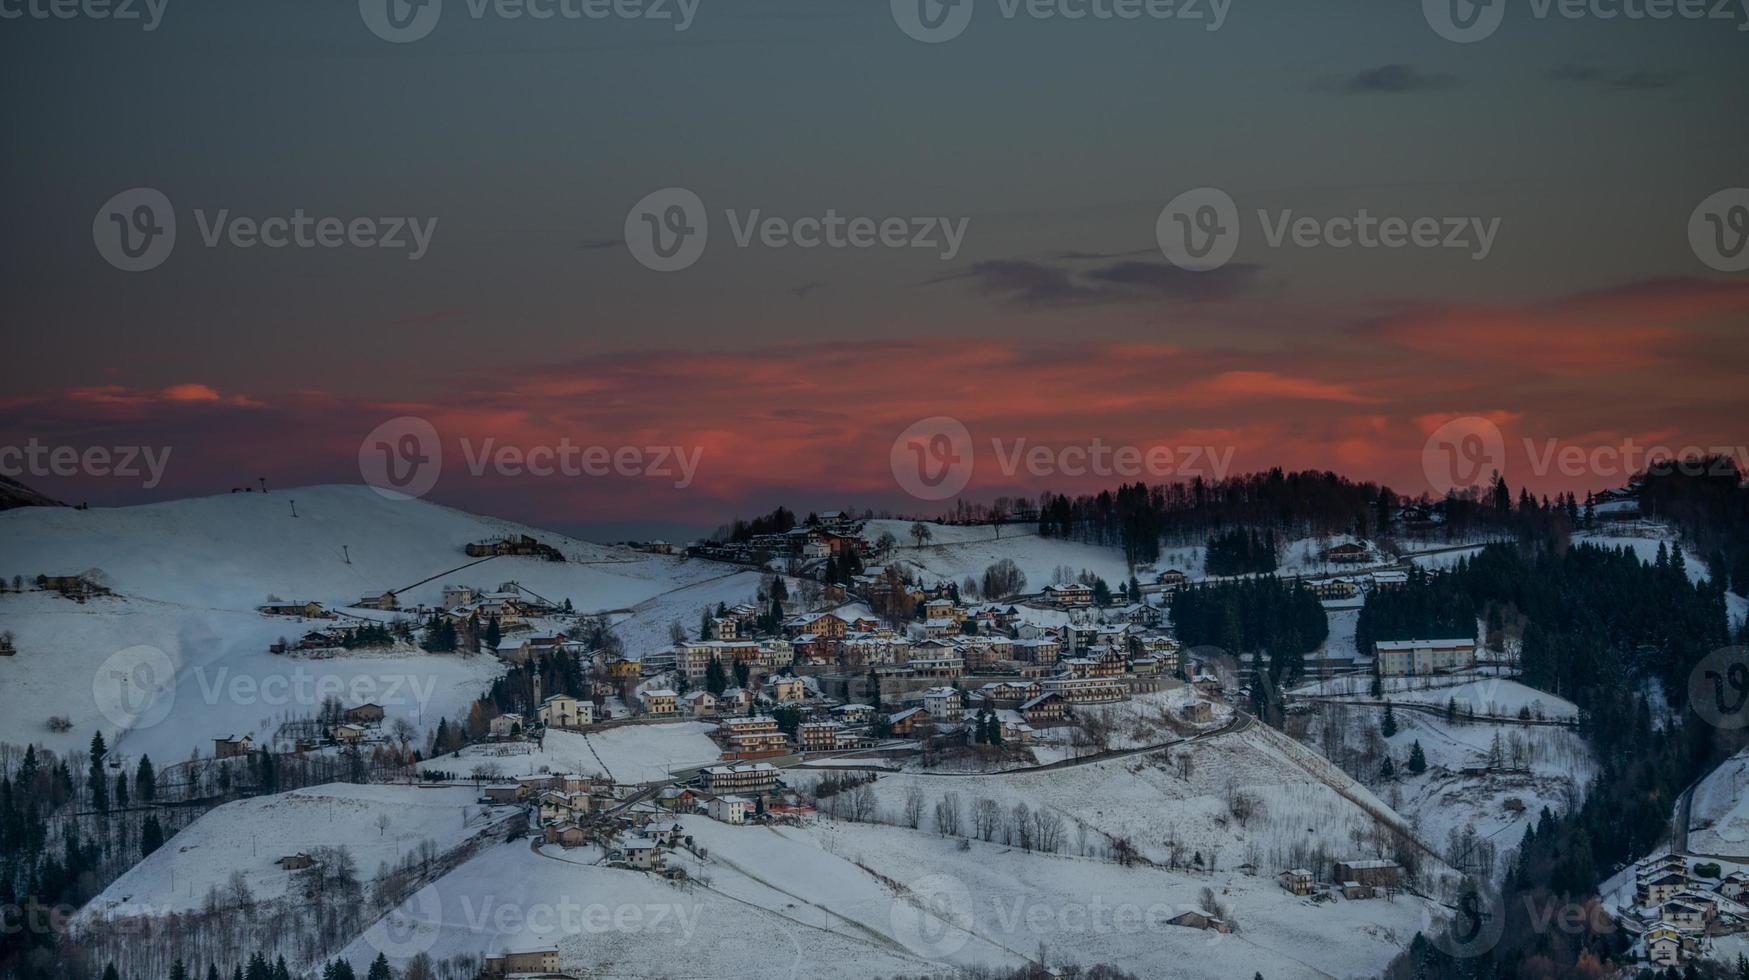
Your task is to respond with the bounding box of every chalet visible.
[275,853,315,871]
[344,703,386,724]
[977,681,1041,708]
[1638,872,1689,907]
[657,787,699,812]
[355,591,399,611]
[1279,868,1315,896]
[1375,638,1477,677]
[1370,570,1409,591]
[488,714,523,738]
[708,795,753,824]
[1156,569,1187,589]
[1322,542,1371,564]
[700,762,780,795]
[1302,578,1360,601]
[1039,674,1128,704]
[1042,583,1094,607]
[537,694,591,730]
[995,709,1035,743]
[1659,898,1712,932]
[783,612,847,640]
[712,617,741,640]
[646,819,686,845]
[1718,871,1749,900]
[1165,910,1230,933]
[1334,859,1402,889]
[258,601,327,618]
[36,574,110,599]
[1020,692,1068,724]
[640,689,680,716]
[332,723,368,743]
[481,947,561,976]
[482,784,521,805]
[1646,923,1684,967]
[813,709,864,735]
[717,716,788,755]
[718,687,753,713]
[887,707,933,736]
[441,585,476,607]
[213,734,253,758]
[539,790,591,824]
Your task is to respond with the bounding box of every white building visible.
[1374,638,1476,676]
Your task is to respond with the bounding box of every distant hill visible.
[0,475,63,511]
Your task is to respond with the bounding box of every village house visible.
[640,689,680,716]
[537,694,592,730]
[784,612,848,641]
[1039,673,1128,704]
[1020,692,1068,724]
[833,703,876,725]
[1322,542,1371,564]
[620,835,667,870]
[1180,701,1213,724]
[1042,583,1094,607]
[332,723,368,743]
[543,822,587,848]
[887,706,933,737]
[682,690,719,716]
[1165,910,1230,934]
[1370,570,1409,591]
[922,686,963,722]
[481,947,562,976]
[1334,859,1402,890]
[488,714,523,738]
[1279,868,1316,896]
[798,720,844,752]
[769,676,806,703]
[275,853,315,871]
[1375,638,1477,677]
[1302,578,1360,601]
[995,709,1035,743]
[700,762,780,795]
[1646,923,1685,967]
[708,795,754,824]
[355,590,399,611]
[717,715,788,756]
[213,734,253,758]
[343,702,386,725]
[258,600,328,618]
[718,686,753,713]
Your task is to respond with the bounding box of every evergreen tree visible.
[141,814,165,855]
[135,754,156,802]
[1380,702,1398,738]
[88,732,108,810]
[367,954,393,980]
[1407,740,1427,774]
[171,960,188,980]
[1379,755,1395,780]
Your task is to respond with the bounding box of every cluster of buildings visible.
[687,512,870,565]
[1277,859,1404,901]
[1620,853,1749,966]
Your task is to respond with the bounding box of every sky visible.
[2,0,1747,540]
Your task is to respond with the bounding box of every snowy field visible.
[1297,674,1579,721]
[1690,746,1749,857]
[430,724,724,784]
[0,486,739,760]
[77,783,514,919]
[341,813,1450,980]
[863,521,1133,593]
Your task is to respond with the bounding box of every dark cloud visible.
[1320,64,1461,94]
[929,257,1261,309]
[1546,64,1682,91]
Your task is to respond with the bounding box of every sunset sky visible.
[3,0,1746,539]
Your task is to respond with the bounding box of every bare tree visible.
[903,786,925,829]
[934,791,963,837]
[973,797,1001,841]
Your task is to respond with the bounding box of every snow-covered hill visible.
[0,486,735,761]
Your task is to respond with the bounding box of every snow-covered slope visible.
[0,486,735,760]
